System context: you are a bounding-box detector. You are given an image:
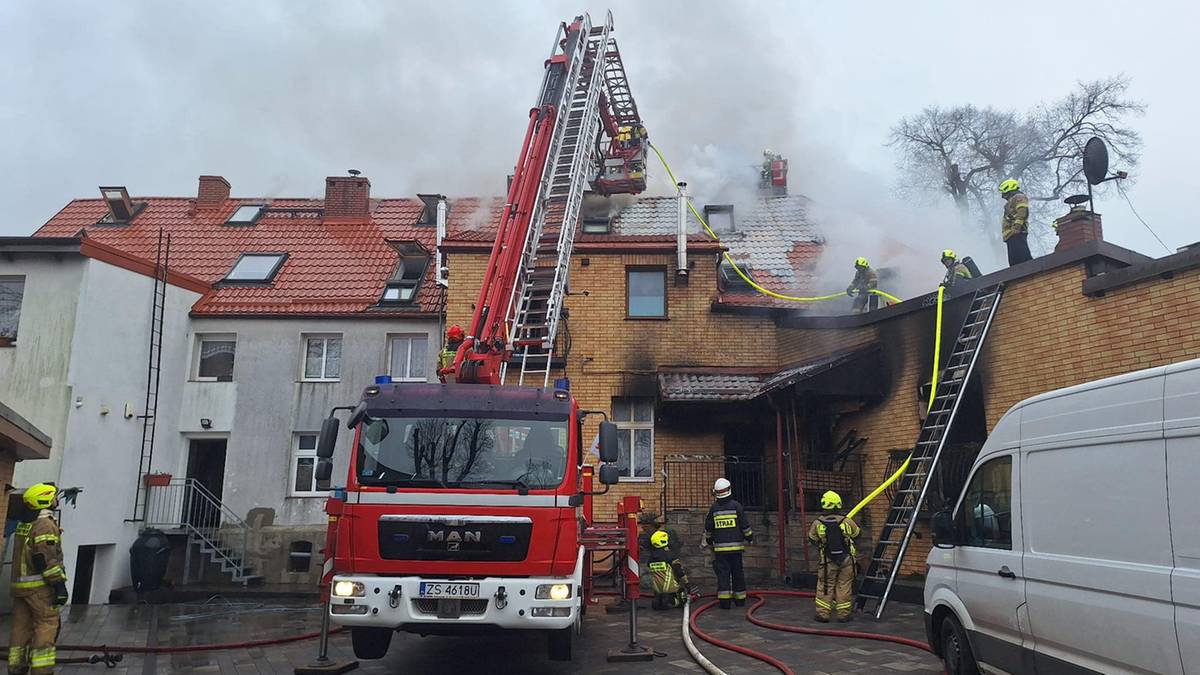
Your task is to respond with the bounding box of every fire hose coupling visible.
[388,585,402,609]
[494,585,508,610]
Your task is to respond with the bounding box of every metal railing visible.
[661,455,767,512]
[144,478,251,581]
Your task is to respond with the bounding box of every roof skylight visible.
[225,253,286,283]
[226,205,265,225]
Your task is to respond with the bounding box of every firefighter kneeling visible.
[9,483,68,675]
[646,530,698,610]
[808,490,860,623]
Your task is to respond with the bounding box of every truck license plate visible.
[419,582,481,599]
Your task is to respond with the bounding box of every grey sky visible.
[1,0,1194,260]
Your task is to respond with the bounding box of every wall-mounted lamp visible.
[200,418,213,429]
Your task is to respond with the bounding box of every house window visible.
[704,205,735,233]
[226,205,265,225]
[291,433,331,496]
[582,217,611,234]
[288,541,314,573]
[195,334,236,381]
[389,335,429,381]
[224,253,286,283]
[0,276,25,343]
[612,397,654,480]
[627,268,666,318]
[381,242,430,304]
[303,334,342,381]
[719,259,754,292]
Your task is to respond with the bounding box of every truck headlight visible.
[333,581,365,598]
[535,583,572,600]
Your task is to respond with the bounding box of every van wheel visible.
[939,615,979,675]
[351,627,393,660]
[547,626,573,661]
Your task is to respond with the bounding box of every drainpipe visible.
[435,195,449,287]
[770,395,787,579]
[675,181,689,286]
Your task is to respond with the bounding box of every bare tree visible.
[890,76,1144,247]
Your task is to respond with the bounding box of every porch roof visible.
[658,346,878,402]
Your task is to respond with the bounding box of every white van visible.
[924,358,1199,675]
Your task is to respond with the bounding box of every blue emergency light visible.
[375,375,393,384]
[554,377,570,391]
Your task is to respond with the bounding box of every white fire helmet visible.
[712,478,732,499]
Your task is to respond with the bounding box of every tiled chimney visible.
[197,175,231,206]
[1054,207,1103,252]
[324,175,371,221]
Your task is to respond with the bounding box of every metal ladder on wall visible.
[131,229,170,522]
[856,284,1004,618]
[503,13,613,387]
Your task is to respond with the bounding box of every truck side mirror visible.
[931,510,956,549]
[316,416,340,459]
[598,463,620,485]
[598,421,619,463]
[315,458,334,483]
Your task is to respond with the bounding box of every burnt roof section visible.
[659,346,876,402]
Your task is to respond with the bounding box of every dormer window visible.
[97,186,145,225]
[704,205,735,233]
[224,253,287,283]
[381,242,429,304]
[226,204,265,225]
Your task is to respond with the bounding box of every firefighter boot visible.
[8,594,34,674]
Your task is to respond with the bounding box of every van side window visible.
[959,456,1012,549]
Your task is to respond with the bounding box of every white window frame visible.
[290,432,330,497]
[301,333,343,382]
[612,397,655,482]
[193,333,237,382]
[388,334,430,382]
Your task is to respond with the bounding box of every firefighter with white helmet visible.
[808,490,861,623]
[8,483,68,674]
[704,478,753,609]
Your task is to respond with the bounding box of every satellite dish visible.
[1064,194,1090,207]
[1083,137,1109,186]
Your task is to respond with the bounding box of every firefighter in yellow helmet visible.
[939,249,974,293]
[646,530,698,610]
[9,483,68,675]
[808,490,860,623]
[846,258,879,313]
[999,179,1033,266]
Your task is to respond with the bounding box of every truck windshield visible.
[355,415,569,489]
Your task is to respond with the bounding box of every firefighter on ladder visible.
[808,490,860,623]
[846,257,879,313]
[8,484,68,675]
[704,478,753,609]
[646,530,698,610]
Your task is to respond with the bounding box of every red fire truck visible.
[313,12,648,662]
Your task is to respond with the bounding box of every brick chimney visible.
[324,175,371,221]
[1054,207,1103,252]
[197,175,231,206]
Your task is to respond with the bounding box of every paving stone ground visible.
[0,592,943,674]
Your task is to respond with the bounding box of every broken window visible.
[226,204,265,225]
[719,259,754,292]
[626,268,666,318]
[381,242,430,304]
[612,397,654,480]
[0,276,24,343]
[224,253,286,283]
[704,205,734,233]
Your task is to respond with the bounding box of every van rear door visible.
[1020,371,1181,674]
[1166,361,1200,673]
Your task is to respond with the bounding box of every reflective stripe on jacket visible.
[1001,192,1030,241]
[11,512,66,593]
[807,514,861,563]
[705,498,753,552]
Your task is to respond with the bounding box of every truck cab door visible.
[953,453,1032,674]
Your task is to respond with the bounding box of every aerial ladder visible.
[442,11,647,388]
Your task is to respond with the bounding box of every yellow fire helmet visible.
[650,530,670,549]
[820,490,843,510]
[998,178,1020,194]
[854,257,869,269]
[941,249,957,262]
[23,483,57,510]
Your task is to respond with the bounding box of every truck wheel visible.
[351,627,393,660]
[939,615,979,675]
[547,626,573,661]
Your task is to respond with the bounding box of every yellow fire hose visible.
[647,143,900,306]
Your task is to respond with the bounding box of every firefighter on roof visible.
[846,258,879,313]
[940,249,974,292]
[705,478,753,609]
[999,179,1033,266]
[646,530,698,610]
[808,490,860,623]
[9,483,68,675]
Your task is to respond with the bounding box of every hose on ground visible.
[685,590,933,674]
[0,627,341,656]
[681,596,726,675]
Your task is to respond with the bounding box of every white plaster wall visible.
[181,317,438,526]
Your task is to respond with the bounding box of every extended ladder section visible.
[503,13,613,387]
[856,284,1004,618]
[131,229,170,522]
